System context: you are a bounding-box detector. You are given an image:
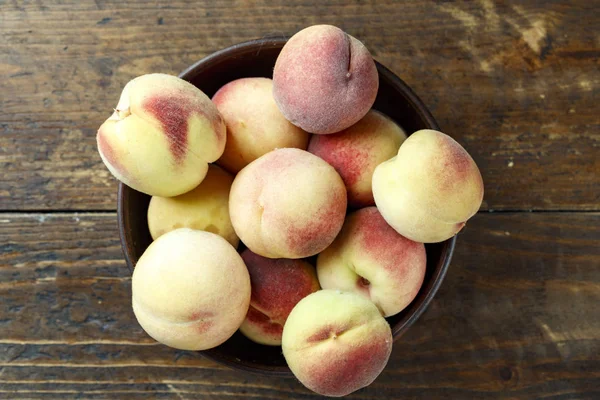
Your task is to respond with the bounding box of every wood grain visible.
[1,212,598,399]
[1,1,599,399]
[1,0,599,211]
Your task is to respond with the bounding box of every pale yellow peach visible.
[273,25,379,134]
[97,73,226,197]
[147,164,238,247]
[282,290,393,397]
[317,207,426,317]
[372,129,484,243]
[131,228,250,350]
[229,148,347,259]
[239,249,320,346]
[308,110,406,208]
[212,77,309,173]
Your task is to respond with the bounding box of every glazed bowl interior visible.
[118,37,455,376]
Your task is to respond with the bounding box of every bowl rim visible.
[117,37,456,376]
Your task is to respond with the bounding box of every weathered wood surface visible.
[1,0,599,211]
[1,0,599,398]
[0,213,598,399]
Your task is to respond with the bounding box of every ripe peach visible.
[372,129,484,243]
[131,228,250,350]
[308,110,406,208]
[273,25,378,134]
[282,290,393,397]
[147,164,238,247]
[212,77,309,173]
[317,207,426,317]
[239,249,320,346]
[97,73,226,197]
[229,148,347,259]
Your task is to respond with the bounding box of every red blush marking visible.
[195,320,213,334]
[214,114,226,150]
[307,31,344,60]
[285,186,347,257]
[189,311,213,320]
[306,324,349,343]
[446,139,472,177]
[306,326,334,343]
[211,84,229,107]
[256,148,296,172]
[97,128,128,178]
[304,30,349,88]
[143,94,199,164]
[211,79,245,108]
[356,207,426,276]
[189,311,214,334]
[246,305,283,336]
[305,332,392,396]
[308,133,369,186]
[242,250,318,322]
[437,136,477,192]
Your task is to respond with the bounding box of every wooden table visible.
[1,1,599,398]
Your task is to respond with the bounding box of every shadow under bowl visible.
[118,37,455,377]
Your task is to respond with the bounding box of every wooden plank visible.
[0,212,598,399]
[1,0,599,211]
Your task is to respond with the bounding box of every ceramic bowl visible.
[118,37,454,377]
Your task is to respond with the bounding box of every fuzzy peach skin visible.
[282,290,393,397]
[239,249,320,346]
[212,77,309,173]
[372,129,484,243]
[147,164,238,247]
[317,207,426,317]
[273,25,378,134]
[229,148,347,259]
[97,73,226,197]
[308,110,406,208]
[131,228,250,350]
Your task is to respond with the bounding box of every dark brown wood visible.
[1,0,599,398]
[1,0,598,211]
[1,213,598,399]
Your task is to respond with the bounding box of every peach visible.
[308,110,406,208]
[97,73,226,197]
[147,164,238,247]
[229,148,347,259]
[282,290,393,397]
[131,228,250,350]
[212,77,310,173]
[239,249,320,346]
[273,25,379,134]
[372,129,484,243]
[317,207,426,317]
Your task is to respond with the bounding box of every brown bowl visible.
[118,37,455,377]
